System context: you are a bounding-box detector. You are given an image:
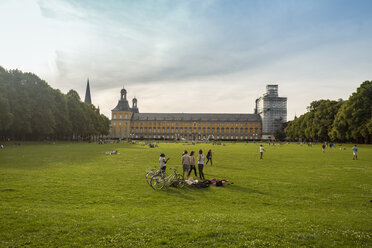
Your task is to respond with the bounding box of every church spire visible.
[84,78,92,104]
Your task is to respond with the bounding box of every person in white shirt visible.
[187,151,197,178]
[197,149,205,180]
[260,145,265,159]
[159,153,169,175]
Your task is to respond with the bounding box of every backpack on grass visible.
[216,180,223,187]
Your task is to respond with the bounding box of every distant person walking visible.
[188,151,197,178]
[260,145,265,159]
[197,149,205,180]
[182,150,190,178]
[322,144,326,153]
[352,145,358,160]
[206,149,213,166]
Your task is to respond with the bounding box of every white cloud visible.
[0,0,371,121]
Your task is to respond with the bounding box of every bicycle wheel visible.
[146,172,154,185]
[174,174,185,188]
[150,175,165,190]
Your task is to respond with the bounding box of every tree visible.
[52,90,72,139]
[67,90,89,140]
[331,81,372,143]
[274,130,286,141]
[0,93,13,132]
[0,66,110,140]
[310,100,343,141]
[287,81,372,143]
[286,100,343,141]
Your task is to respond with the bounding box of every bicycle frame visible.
[150,167,184,190]
[163,169,178,187]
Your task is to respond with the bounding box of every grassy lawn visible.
[0,141,371,247]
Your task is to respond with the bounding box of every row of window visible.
[113,113,129,119]
[112,121,259,128]
[131,121,252,127]
[114,127,259,134]
[118,134,259,140]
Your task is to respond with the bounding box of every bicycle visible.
[146,166,162,185]
[150,167,184,190]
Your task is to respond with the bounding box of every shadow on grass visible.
[113,145,145,150]
[160,185,213,200]
[204,174,230,179]
[0,188,18,192]
[161,188,196,200]
[226,184,267,195]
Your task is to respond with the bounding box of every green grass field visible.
[0,141,371,247]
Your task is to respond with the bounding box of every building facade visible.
[111,88,134,138]
[255,85,287,139]
[111,89,262,140]
[110,84,286,140]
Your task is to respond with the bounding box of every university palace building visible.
[105,85,287,140]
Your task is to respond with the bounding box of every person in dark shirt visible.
[206,149,213,166]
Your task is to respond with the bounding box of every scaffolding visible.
[256,85,287,138]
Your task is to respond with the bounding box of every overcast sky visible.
[1,0,371,120]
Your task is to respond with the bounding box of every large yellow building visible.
[110,88,262,140]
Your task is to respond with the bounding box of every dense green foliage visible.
[286,81,372,143]
[0,142,371,247]
[0,66,110,140]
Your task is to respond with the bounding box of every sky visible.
[1,0,372,120]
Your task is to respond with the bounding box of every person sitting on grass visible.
[159,153,169,176]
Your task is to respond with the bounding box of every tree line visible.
[285,81,372,143]
[0,66,110,141]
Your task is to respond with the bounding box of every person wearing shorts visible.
[352,145,358,160]
[182,150,190,178]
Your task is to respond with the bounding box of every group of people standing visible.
[181,149,212,180]
[158,149,213,180]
